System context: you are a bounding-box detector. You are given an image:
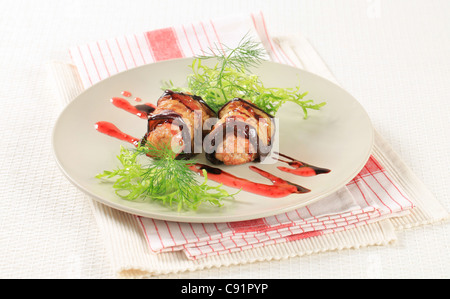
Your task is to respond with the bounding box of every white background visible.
[0,0,448,278]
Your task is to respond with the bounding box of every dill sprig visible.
[164,35,326,118]
[96,144,236,211]
[197,34,266,71]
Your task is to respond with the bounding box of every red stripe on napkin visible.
[357,155,384,177]
[286,231,323,242]
[145,27,184,61]
[229,218,268,233]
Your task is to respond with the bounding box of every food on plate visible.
[95,37,330,211]
[142,90,216,159]
[204,98,275,165]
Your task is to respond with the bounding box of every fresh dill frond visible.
[197,33,266,71]
[164,35,326,118]
[96,144,236,211]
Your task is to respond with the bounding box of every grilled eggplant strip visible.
[204,98,275,165]
[142,90,216,159]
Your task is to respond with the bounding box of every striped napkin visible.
[49,12,448,276]
[139,155,413,259]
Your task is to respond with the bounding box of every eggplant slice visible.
[141,90,216,159]
[204,98,275,165]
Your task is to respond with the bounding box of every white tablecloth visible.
[1,0,449,278]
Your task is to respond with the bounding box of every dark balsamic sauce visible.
[162,89,216,117]
[197,163,223,175]
[134,103,156,115]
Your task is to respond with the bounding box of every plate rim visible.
[51,57,374,223]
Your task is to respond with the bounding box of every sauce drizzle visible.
[121,90,132,97]
[95,121,140,146]
[110,97,155,119]
[274,152,331,176]
[190,163,310,198]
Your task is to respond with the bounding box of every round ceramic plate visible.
[52,58,373,223]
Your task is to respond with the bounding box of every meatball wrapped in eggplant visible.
[204,98,275,165]
[142,90,216,159]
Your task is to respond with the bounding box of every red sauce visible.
[121,90,132,97]
[95,121,140,146]
[110,97,155,119]
[190,163,310,198]
[274,152,331,176]
[134,97,142,102]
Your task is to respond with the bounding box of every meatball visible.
[214,133,258,165]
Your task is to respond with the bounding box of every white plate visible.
[52,58,373,223]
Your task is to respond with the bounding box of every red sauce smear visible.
[274,152,331,176]
[121,90,132,97]
[189,163,310,198]
[110,97,156,119]
[134,97,142,102]
[95,121,140,147]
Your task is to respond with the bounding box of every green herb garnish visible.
[165,35,326,118]
[96,144,237,211]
